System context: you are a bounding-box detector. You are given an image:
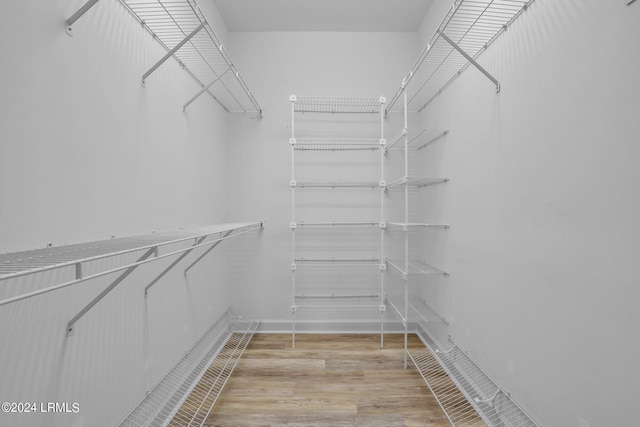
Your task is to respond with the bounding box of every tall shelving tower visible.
[385,87,450,368]
[290,96,387,348]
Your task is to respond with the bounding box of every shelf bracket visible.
[142,23,205,87]
[66,247,156,336]
[183,67,231,112]
[183,230,233,277]
[145,235,208,296]
[439,31,500,93]
[65,0,101,36]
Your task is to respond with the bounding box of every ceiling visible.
[212,0,434,32]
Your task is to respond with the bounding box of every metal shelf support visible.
[142,23,205,87]
[439,32,500,93]
[67,247,156,336]
[183,67,231,112]
[65,0,101,36]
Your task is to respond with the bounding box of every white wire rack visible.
[119,310,258,427]
[411,332,539,427]
[290,95,386,348]
[386,176,449,189]
[292,258,383,271]
[118,0,262,113]
[292,138,383,151]
[387,222,450,231]
[293,294,384,312]
[292,180,383,188]
[386,129,449,152]
[0,222,263,309]
[292,221,383,229]
[387,260,449,279]
[387,0,534,113]
[292,96,383,114]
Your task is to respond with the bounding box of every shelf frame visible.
[290,95,386,348]
[386,0,534,114]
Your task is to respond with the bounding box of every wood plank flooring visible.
[203,333,453,427]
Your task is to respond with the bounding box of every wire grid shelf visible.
[387,260,448,279]
[294,221,383,229]
[386,176,449,189]
[293,180,382,188]
[293,138,382,151]
[0,223,261,280]
[293,294,384,312]
[386,129,449,152]
[119,311,258,427]
[167,323,258,426]
[293,96,383,114]
[387,0,533,112]
[412,334,538,427]
[120,0,261,113]
[293,258,383,271]
[387,222,450,231]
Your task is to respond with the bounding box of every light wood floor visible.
[203,333,453,427]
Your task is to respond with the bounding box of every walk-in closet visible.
[0,1,638,426]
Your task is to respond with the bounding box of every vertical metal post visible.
[379,95,386,348]
[403,87,409,369]
[290,95,296,349]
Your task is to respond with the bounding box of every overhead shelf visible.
[291,96,384,114]
[386,176,449,189]
[291,138,383,151]
[387,0,534,113]
[63,0,262,113]
[293,295,385,312]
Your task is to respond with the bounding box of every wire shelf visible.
[293,138,382,151]
[386,129,449,152]
[120,0,261,113]
[293,294,384,312]
[293,258,383,270]
[386,176,449,189]
[0,222,263,308]
[167,322,258,426]
[294,221,383,229]
[293,180,382,188]
[119,310,258,427]
[388,260,448,279]
[411,333,539,427]
[387,0,533,112]
[387,222,450,230]
[292,96,383,114]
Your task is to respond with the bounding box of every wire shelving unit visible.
[386,0,534,113]
[65,0,262,114]
[385,85,449,369]
[119,309,259,427]
[290,95,386,347]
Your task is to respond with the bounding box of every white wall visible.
[0,1,238,426]
[415,1,640,426]
[224,32,417,325]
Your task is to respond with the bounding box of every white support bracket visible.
[289,180,297,187]
[290,138,296,145]
[439,31,501,93]
[65,0,101,36]
[289,222,297,229]
[183,67,232,112]
[142,23,204,87]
